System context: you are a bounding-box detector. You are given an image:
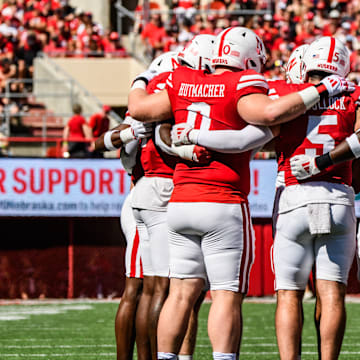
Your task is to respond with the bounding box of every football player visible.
[96,112,151,360]
[127,27,353,360]
[271,36,360,360]
[99,47,212,360]
[170,35,358,359]
[130,42,213,360]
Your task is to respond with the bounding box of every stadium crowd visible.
[139,0,360,80]
[0,0,126,129]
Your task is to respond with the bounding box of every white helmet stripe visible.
[218,27,233,57]
[327,37,336,63]
[239,74,267,82]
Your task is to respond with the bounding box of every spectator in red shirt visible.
[141,13,166,58]
[163,23,180,52]
[103,31,127,57]
[199,15,217,35]
[350,42,360,73]
[89,105,110,138]
[62,103,92,158]
[88,105,111,158]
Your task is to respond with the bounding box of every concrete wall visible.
[34,57,103,123]
[51,57,146,106]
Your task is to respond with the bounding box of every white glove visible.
[290,154,321,180]
[131,120,153,139]
[132,69,159,85]
[171,123,195,146]
[318,75,356,97]
[170,144,211,163]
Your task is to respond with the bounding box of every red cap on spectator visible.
[317,1,326,9]
[273,14,283,22]
[110,32,119,40]
[281,25,290,33]
[305,12,314,20]
[91,34,100,42]
[103,105,111,113]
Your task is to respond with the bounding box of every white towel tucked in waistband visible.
[307,203,331,235]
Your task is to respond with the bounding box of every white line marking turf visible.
[0,304,94,322]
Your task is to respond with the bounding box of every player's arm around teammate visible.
[129,68,354,130]
[273,36,358,360]
[94,118,152,152]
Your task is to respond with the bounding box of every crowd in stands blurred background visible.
[0,0,359,160]
[0,0,123,156]
[138,0,360,82]
[0,0,126,98]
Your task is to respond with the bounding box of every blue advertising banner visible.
[0,158,357,218]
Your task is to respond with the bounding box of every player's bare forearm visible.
[238,93,307,126]
[159,123,172,146]
[265,93,307,125]
[95,124,129,152]
[128,89,172,123]
[330,133,360,164]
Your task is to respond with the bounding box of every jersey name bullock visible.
[311,96,346,111]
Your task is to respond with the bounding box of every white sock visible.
[213,352,237,360]
[158,352,178,360]
[178,356,192,360]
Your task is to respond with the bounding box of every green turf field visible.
[0,298,360,359]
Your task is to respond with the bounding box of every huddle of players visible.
[97,27,360,360]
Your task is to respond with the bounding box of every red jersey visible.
[67,114,86,140]
[88,113,109,137]
[351,85,360,109]
[166,67,268,203]
[270,80,356,187]
[139,72,177,179]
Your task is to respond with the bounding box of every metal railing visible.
[0,136,98,158]
[115,0,272,33]
[114,0,272,62]
[1,71,123,144]
[37,53,123,124]
[43,50,129,58]
[1,78,76,139]
[0,111,96,157]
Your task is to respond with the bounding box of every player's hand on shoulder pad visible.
[290,154,320,180]
[192,145,212,164]
[131,120,153,139]
[133,69,159,85]
[171,123,194,146]
[318,75,356,97]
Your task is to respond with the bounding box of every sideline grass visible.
[1,299,360,359]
